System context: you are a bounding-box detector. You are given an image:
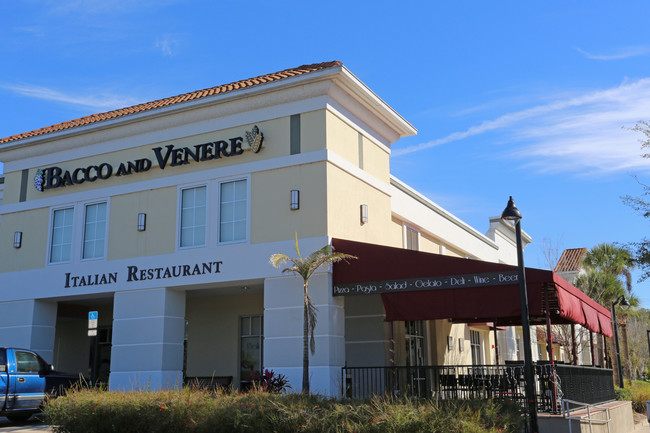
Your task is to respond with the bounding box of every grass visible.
[43,388,524,433]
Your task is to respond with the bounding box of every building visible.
[0,61,539,396]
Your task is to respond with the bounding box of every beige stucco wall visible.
[326,111,359,167]
[251,162,328,244]
[107,187,177,260]
[360,135,390,183]
[300,110,327,154]
[0,208,49,272]
[324,111,391,184]
[326,164,399,246]
[185,292,263,385]
[420,232,442,255]
[444,247,464,258]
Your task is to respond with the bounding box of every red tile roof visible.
[0,61,343,145]
[554,248,588,273]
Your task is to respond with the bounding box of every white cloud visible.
[394,78,650,175]
[1,84,140,111]
[574,46,650,61]
[47,0,182,16]
[156,36,179,56]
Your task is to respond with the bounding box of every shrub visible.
[44,388,523,433]
[250,369,291,393]
[615,386,633,402]
[624,380,650,413]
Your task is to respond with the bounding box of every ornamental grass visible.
[43,387,523,433]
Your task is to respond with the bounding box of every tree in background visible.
[622,120,650,282]
[577,243,639,382]
[583,243,633,293]
[270,234,355,394]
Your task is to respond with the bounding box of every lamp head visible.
[613,295,631,308]
[501,196,522,222]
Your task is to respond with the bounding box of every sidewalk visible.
[0,417,51,433]
[635,413,650,432]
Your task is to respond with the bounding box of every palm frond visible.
[269,253,291,268]
[294,232,303,264]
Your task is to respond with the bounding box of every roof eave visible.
[0,63,416,154]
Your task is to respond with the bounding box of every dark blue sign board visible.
[332,270,519,296]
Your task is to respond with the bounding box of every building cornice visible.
[0,64,415,162]
[390,176,498,249]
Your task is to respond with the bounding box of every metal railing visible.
[342,364,614,413]
[342,364,557,411]
[562,399,611,433]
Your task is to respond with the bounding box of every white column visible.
[110,288,186,391]
[505,327,519,360]
[0,300,57,363]
[264,272,345,396]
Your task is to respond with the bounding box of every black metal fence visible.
[554,364,615,406]
[342,364,614,413]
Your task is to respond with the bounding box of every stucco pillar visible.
[264,272,344,396]
[504,327,519,360]
[0,300,57,363]
[110,288,186,391]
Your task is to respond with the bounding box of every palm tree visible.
[579,243,637,383]
[583,243,634,292]
[270,234,356,394]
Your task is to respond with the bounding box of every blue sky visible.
[2,1,650,304]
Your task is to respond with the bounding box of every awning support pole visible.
[571,324,578,365]
[493,321,500,365]
[544,284,558,413]
[590,332,595,366]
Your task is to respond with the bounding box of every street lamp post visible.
[611,295,630,388]
[501,196,538,433]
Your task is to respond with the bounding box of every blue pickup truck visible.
[1,348,79,422]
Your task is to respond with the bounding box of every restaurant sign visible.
[64,260,223,289]
[332,270,519,296]
[35,126,264,191]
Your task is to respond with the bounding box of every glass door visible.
[405,321,426,396]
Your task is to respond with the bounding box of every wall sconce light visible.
[360,204,368,224]
[137,213,147,231]
[290,190,300,210]
[13,231,22,248]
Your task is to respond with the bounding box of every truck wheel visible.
[6,413,32,423]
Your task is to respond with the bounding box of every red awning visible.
[332,238,612,337]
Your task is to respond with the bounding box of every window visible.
[220,179,247,243]
[405,226,419,251]
[83,202,107,259]
[240,315,263,386]
[50,207,74,263]
[470,330,482,365]
[180,186,206,247]
[15,351,48,373]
